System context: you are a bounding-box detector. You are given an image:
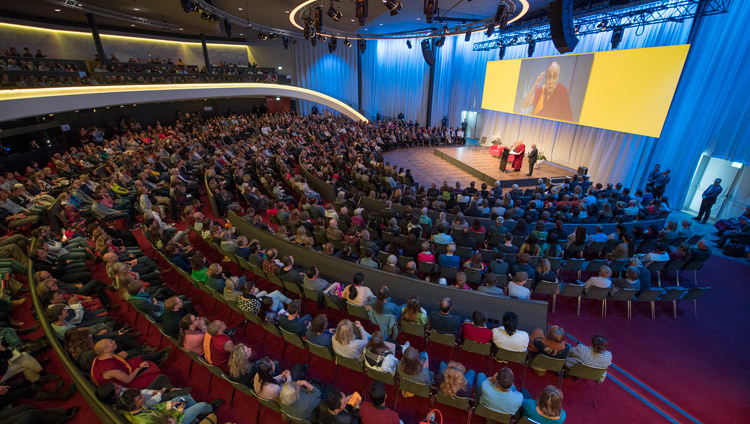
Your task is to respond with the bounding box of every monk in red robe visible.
[521,61,574,122]
[90,339,163,388]
[508,141,526,172]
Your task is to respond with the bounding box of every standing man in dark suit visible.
[652,169,671,198]
[694,178,723,224]
[526,144,538,176]
[645,164,661,193]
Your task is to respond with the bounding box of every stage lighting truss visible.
[472,0,731,51]
[44,0,181,30]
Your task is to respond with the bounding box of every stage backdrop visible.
[292,40,358,116]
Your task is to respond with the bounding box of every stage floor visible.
[382,146,574,189]
[435,146,574,186]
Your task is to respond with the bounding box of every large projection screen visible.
[481,45,690,137]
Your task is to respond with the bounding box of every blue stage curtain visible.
[649,0,750,208]
[292,41,358,116]
[361,38,429,122]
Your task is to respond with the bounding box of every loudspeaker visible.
[420,39,435,67]
[577,166,588,175]
[549,0,578,53]
[180,0,192,13]
[223,20,232,38]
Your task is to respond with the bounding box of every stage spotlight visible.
[611,26,624,49]
[344,38,352,47]
[304,21,310,40]
[319,35,327,42]
[498,45,506,59]
[358,39,366,54]
[258,32,268,40]
[314,6,323,32]
[525,34,533,43]
[311,35,317,46]
[527,39,535,57]
[495,4,508,29]
[385,0,402,16]
[327,4,343,21]
[435,25,447,47]
[224,20,232,38]
[406,40,412,49]
[574,24,580,34]
[282,36,290,49]
[596,19,608,30]
[180,0,192,13]
[464,28,472,42]
[509,36,518,44]
[269,33,276,40]
[485,24,494,37]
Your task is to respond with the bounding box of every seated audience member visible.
[496,233,519,255]
[177,314,207,356]
[535,258,557,286]
[689,240,712,262]
[358,248,379,269]
[477,367,523,414]
[202,320,234,372]
[565,334,612,381]
[640,242,670,264]
[512,253,536,282]
[488,252,510,275]
[477,273,504,295]
[438,242,461,268]
[427,297,462,336]
[223,277,242,303]
[521,385,567,423]
[363,331,402,375]
[279,300,312,337]
[397,346,432,386]
[540,233,563,258]
[435,361,475,398]
[367,286,400,339]
[227,343,256,386]
[311,387,362,423]
[332,319,371,360]
[254,357,309,401]
[280,380,323,421]
[464,252,487,273]
[492,311,529,352]
[360,381,402,424]
[161,296,195,338]
[529,326,570,375]
[507,272,531,299]
[612,267,641,293]
[306,314,335,350]
[90,339,166,389]
[453,271,471,290]
[401,296,428,326]
[342,272,375,306]
[114,386,216,424]
[461,310,493,344]
[381,255,400,274]
[583,266,612,292]
[417,242,435,264]
[402,261,420,279]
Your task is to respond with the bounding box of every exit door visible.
[684,155,743,220]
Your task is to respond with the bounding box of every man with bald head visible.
[521,61,574,121]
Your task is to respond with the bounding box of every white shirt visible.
[507,282,530,299]
[584,276,612,291]
[492,327,529,352]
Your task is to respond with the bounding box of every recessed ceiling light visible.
[239,33,243,35]
[133,8,139,11]
[130,24,135,26]
[364,28,368,31]
[54,8,61,12]
[238,7,242,10]
[350,18,355,21]
[285,10,290,13]
[417,17,421,20]
[379,23,383,26]
[179,27,183,30]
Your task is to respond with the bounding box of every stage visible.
[433,146,574,188]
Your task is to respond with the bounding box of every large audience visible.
[0,107,737,424]
[0,46,279,89]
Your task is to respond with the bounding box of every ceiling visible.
[0,0,561,40]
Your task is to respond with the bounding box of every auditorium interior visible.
[0,0,747,423]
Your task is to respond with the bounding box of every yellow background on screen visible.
[482,60,523,113]
[580,45,689,137]
[481,45,690,138]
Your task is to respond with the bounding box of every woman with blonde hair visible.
[435,361,475,398]
[535,258,557,286]
[332,319,370,360]
[227,343,254,386]
[521,385,566,423]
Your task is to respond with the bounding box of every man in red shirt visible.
[359,381,401,424]
[202,320,233,373]
[461,310,493,344]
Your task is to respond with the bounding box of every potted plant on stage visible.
[535,152,547,169]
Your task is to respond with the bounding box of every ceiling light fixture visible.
[327,3,343,21]
[344,38,352,47]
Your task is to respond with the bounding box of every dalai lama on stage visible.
[521,61,574,122]
[508,140,525,172]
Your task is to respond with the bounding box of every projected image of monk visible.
[515,54,593,123]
